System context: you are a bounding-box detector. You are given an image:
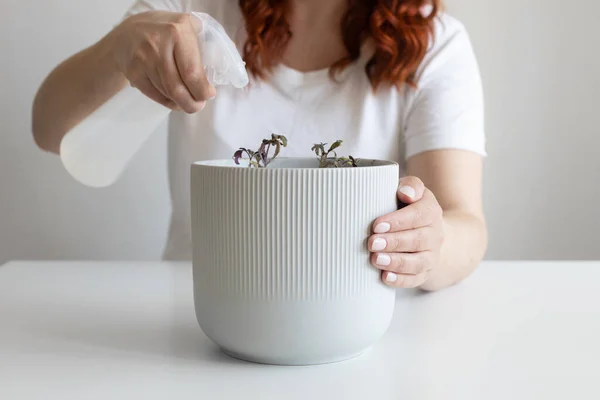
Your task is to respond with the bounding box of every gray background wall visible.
[1,0,598,264]
[451,0,600,260]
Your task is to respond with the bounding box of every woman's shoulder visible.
[413,10,480,84]
[430,10,473,49]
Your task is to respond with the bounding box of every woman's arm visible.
[407,149,487,291]
[366,17,488,290]
[32,34,127,153]
[368,149,486,292]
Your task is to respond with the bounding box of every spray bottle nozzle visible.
[192,12,249,89]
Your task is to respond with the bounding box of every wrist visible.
[95,26,126,78]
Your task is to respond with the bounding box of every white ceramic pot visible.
[191,157,399,365]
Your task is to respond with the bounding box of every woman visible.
[32,0,487,291]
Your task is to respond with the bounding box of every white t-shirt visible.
[123,0,487,261]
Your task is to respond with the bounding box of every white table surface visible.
[1,261,599,399]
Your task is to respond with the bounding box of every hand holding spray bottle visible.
[59,12,249,188]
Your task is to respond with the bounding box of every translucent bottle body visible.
[60,86,171,188]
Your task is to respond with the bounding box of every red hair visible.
[239,0,441,90]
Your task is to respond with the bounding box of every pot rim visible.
[192,157,398,171]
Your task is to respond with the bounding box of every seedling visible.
[233,135,358,168]
[233,134,288,168]
[311,140,358,168]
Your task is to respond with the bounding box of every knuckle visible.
[167,22,181,38]
[391,235,402,252]
[413,230,426,250]
[159,58,173,75]
[425,191,443,217]
[180,99,203,114]
[411,207,423,228]
[424,206,437,225]
[142,35,161,56]
[163,81,180,97]
[144,31,161,46]
[152,79,166,95]
[172,85,190,101]
[183,66,202,83]
[189,101,205,113]
[397,275,415,288]
[416,253,428,273]
[197,85,213,101]
[403,273,426,288]
[396,255,407,273]
[167,14,191,36]
[162,83,175,97]
[162,100,178,110]
[413,274,428,288]
[173,13,191,26]
[133,49,147,63]
[403,276,417,288]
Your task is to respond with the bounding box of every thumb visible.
[397,176,425,204]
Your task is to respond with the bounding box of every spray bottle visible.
[59,12,249,188]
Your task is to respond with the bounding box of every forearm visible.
[419,210,488,291]
[32,32,127,154]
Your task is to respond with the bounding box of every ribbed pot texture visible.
[191,158,399,365]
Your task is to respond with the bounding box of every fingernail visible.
[376,254,391,266]
[199,101,206,110]
[374,222,391,234]
[371,238,387,251]
[208,95,216,101]
[386,272,398,283]
[399,186,416,200]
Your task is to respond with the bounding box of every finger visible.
[397,176,426,204]
[147,65,169,99]
[372,189,442,233]
[382,271,429,288]
[368,226,441,253]
[371,251,434,275]
[158,41,204,113]
[130,75,179,110]
[173,28,216,101]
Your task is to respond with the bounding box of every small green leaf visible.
[312,143,326,157]
[273,134,288,147]
[328,140,343,153]
[273,142,281,159]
